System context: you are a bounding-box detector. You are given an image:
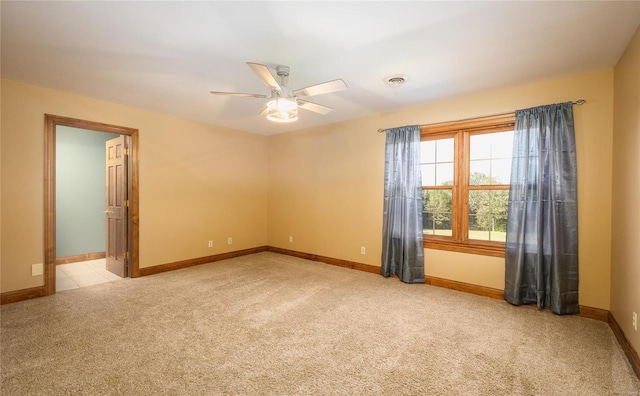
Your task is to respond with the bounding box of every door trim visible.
[44,114,140,296]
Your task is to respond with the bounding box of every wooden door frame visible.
[44,114,140,296]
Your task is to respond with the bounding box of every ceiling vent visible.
[384,74,409,87]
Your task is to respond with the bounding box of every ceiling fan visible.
[210,62,347,123]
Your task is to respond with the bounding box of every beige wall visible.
[612,26,640,353]
[267,117,385,264]
[1,79,268,293]
[268,69,614,310]
[1,68,617,311]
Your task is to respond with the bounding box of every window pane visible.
[491,131,514,158]
[469,160,491,185]
[436,138,454,162]
[421,137,454,187]
[421,164,435,186]
[435,163,454,186]
[422,189,452,236]
[421,140,435,164]
[469,131,514,185]
[470,134,492,160]
[467,189,509,242]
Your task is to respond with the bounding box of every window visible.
[420,114,515,257]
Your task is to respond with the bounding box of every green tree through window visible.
[467,173,509,242]
[422,188,452,236]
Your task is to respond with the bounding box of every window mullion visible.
[454,130,463,242]
[461,130,470,243]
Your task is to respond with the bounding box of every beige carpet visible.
[1,252,638,395]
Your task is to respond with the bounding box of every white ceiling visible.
[2,1,639,136]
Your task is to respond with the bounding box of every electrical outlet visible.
[633,312,637,331]
[289,236,293,243]
[227,237,233,245]
[360,247,366,255]
[208,240,213,248]
[31,263,43,276]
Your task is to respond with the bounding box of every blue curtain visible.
[504,102,579,315]
[381,125,425,283]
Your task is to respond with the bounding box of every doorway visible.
[44,114,140,296]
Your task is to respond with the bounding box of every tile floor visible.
[56,258,123,292]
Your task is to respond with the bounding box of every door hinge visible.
[125,200,129,208]
[124,148,130,155]
[125,251,129,260]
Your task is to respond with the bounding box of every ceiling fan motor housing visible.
[276,65,290,77]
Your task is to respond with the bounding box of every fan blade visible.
[298,100,333,115]
[258,106,269,116]
[294,79,347,98]
[210,91,267,98]
[246,62,281,92]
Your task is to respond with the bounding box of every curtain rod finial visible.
[575,98,586,105]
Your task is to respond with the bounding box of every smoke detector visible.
[384,74,409,87]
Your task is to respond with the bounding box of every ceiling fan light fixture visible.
[266,98,298,123]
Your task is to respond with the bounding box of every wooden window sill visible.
[424,240,505,258]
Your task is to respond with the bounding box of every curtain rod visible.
[377,98,586,133]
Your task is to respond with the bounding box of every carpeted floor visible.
[1,252,638,395]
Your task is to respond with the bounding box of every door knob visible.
[104,210,113,214]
